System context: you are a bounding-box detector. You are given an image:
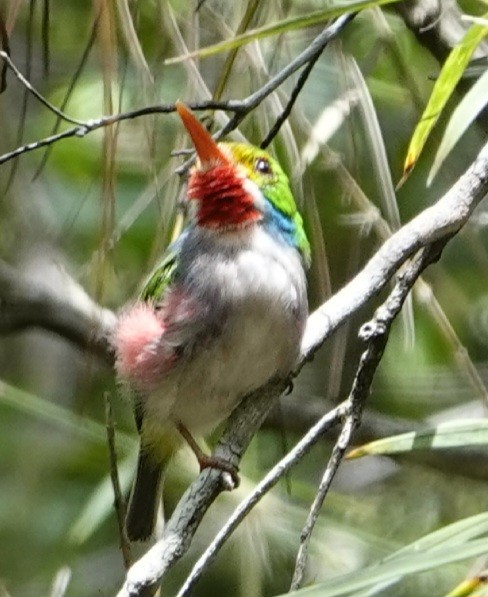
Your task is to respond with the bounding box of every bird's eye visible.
[254,157,271,175]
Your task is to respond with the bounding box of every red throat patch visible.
[187,163,261,229]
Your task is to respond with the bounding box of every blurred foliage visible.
[0,0,488,596]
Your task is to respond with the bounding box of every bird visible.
[113,102,311,541]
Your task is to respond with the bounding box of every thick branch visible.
[301,139,488,360]
[117,378,289,597]
[0,259,115,365]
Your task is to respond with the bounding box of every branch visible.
[290,241,446,590]
[259,46,324,150]
[301,138,488,360]
[117,378,289,597]
[290,413,356,590]
[0,259,116,365]
[115,140,488,596]
[265,394,488,481]
[0,14,354,166]
[105,392,133,569]
[0,50,85,125]
[0,140,486,597]
[176,402,348,597]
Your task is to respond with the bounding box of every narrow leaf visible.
[444,576,486,597]
[428,67,488,185]
[385,513,488,558]
[69,454,135,544]
[116,0,153,86]
[165,0,400,65]
[283,538,488,596]
[0,379,135,452]
[347,419,488,459]
[399,19,488,186]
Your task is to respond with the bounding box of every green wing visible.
[140,247,179,304]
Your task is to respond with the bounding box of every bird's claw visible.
[198,454,240,488]
[176,420,240,487]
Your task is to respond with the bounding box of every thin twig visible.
[0,14,354,168]
[290,242,446,589]
[41,0,50,77]
[175,13,354,174]
[228,13,353,115]
[34,12,100,178]
[0,50,85,126]
[0,102,228,166]
[261,12,357,149]
[175,402,348,597]
[260,51,321,149]
[105,392,133,570]
[290,416,355,590]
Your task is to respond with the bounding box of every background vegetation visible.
[0,1,488,596]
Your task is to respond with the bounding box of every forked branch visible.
[115,140,488,597]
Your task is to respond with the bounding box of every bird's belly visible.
[143,229,307,440]
[143,302,300,439]
[172,306,299,433]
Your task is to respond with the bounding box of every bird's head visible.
[176,102,310,265]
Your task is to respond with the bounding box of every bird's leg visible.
[176,421,240,487]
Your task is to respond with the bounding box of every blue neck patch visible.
[263,200,297,249]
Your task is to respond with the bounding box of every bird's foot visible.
[196,453,240,488]
[176,421,240,487]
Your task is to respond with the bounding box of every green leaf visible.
[69,454,136,544]
[164,0,401,65]
[428,67,488,185]
[347,419,488,459]
[0,379,135,452]
[388,512,488,554]
[0,379,139,542]
[283,536,488,596]
[400,19,488,186]
[354,514,488,596]
[443,575,488,597]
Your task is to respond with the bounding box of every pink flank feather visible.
[114,303,171,391]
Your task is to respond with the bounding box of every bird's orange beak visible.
[176,101,229,166]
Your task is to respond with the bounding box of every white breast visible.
[145,226,307,436]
